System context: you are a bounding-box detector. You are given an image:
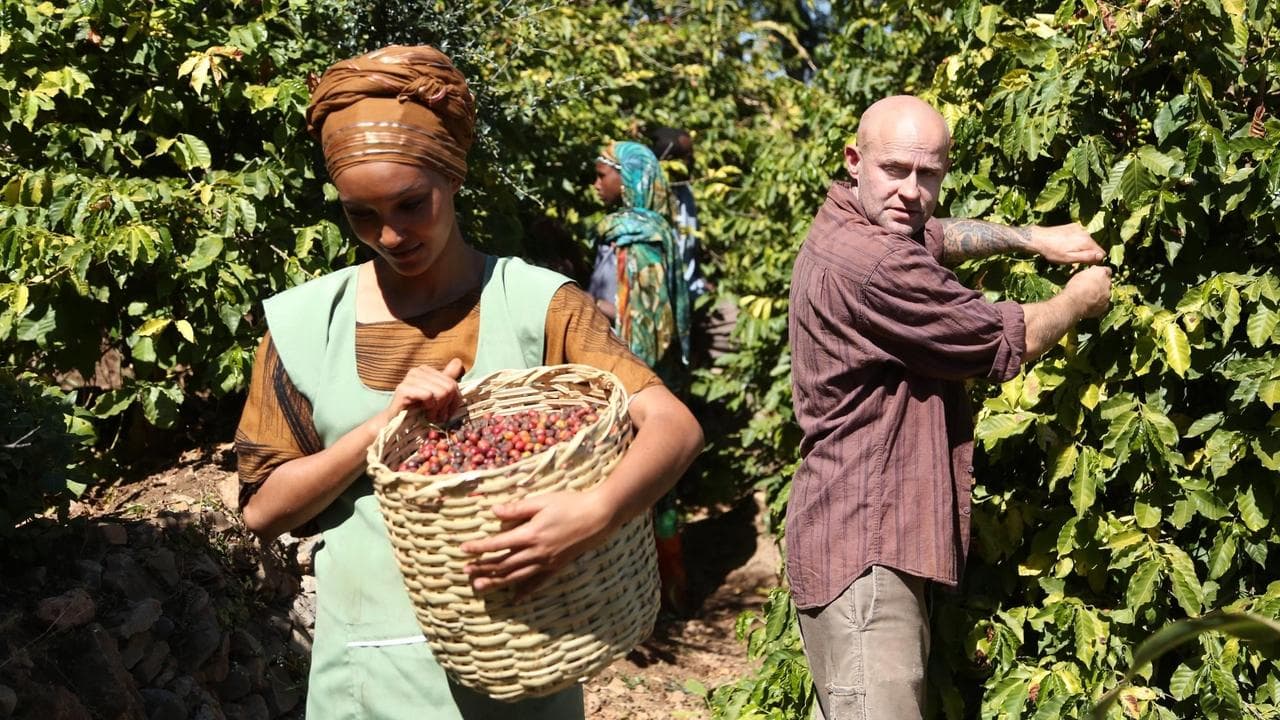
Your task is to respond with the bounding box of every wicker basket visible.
[366,364,659,701]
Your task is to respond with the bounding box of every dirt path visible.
[48,444,780,719]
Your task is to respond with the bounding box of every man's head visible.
[844,96,951,236]
[649,126,694,181]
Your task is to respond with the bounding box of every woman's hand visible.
[460,384,703,596]
[372,358,465,428]
[460,490,615,595]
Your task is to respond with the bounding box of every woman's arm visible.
[460,384,703,593]
[242,359,465,540]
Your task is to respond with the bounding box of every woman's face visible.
[334,162,460,277]
[593,162,623,206]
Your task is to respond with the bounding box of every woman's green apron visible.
[264,256,583,719]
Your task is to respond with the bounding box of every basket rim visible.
[365,363,630,496]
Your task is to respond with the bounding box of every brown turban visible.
[305,45,476,183]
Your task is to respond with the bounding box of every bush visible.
[0,367,83,535]
[709,1,1280,718]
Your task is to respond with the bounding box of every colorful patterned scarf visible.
[595,141,690,387]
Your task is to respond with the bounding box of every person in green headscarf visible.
[589,141,691,391]
[589,141,693,614]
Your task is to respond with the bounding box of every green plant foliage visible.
[0,0,356,458]
[709,1,1280,718]
[0,366,90,535]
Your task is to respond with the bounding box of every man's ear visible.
[843,143,862,181]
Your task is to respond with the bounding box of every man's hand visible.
[1065,265,1113,319]
[1030,223,1106,265]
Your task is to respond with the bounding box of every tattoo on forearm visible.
[939,219,1032,264]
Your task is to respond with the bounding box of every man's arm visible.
[938,219,1106,267]
[1021,266,1113,360]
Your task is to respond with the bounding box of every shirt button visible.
[960,506,971,516]
[967,465,975,475]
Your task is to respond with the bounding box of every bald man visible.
[787,96,1112,719]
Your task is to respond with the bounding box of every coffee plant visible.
[5,1,1279,715]
[708,0,1280,718]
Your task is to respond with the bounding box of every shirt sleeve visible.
[234,332,322,509]
[851,244,1026,382]
[543,284,664,396]
[922,216,946,263]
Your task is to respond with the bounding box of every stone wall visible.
[0,509,319,720]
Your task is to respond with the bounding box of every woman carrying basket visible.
[234,45,703,719]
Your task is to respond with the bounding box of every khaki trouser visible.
[797,566,930,720]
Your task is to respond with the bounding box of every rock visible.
[229,629,262,660]
[145,548,181,588]
[294,536,320,574]
[21,566,47,588]
[216,477,241,512]
[54,623,144,719]
[287,591,314,632]
[264,614,291,640]
[173,589,221,672]
[186,553,225,590]
[288,627,312,656]
[139,689,187,720]
[103,552,162,602]
[0,684,15,717]
[217,662,253,702]
[153,616,176,640]
[35,589,96,630]
[190,706,225,720]
[152,657,178,689]
[119,631,153,669]
[195,633,231,684]
[133,640,170,685]
[18,683,91,720]
[75,560,102,591]
[99,523,128,545]
[115,598,164,637]
[263,666,302,717]
[201,510,233,534]
[222,695,268,720]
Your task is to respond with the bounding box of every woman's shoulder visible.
[266,265,361,305]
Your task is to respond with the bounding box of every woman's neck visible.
[357,232,487,322]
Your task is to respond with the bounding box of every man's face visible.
[845,129,949,236]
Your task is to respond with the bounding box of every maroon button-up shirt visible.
[786,181,1027,609]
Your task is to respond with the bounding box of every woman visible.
[588,141,694,614]
[234,46,703,719]
[588,141,691,392]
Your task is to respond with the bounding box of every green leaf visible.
[141,384,184,428]
[1185,412,1223,437]
[1162,322,1191,377]
[1118,204,1151,242]
[184,234,223,272]
[92,389,135,418]
[1136,146,1177,176]
[136,317,171,337]
[1101,157,1133,204]
[174,319,194,343]
[1168,664,1199,701]
[1238,483,1269,532]
[171,133,213,171]
[1074,606,1107,666]
[974,411,1035,450]
[1125,558,1161,610]
[1246,304,1278,347]
[1162,543,1203,615]
[1092,612,1280,719]
[1070,447,1097,517]
[1134,501,1162,529]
